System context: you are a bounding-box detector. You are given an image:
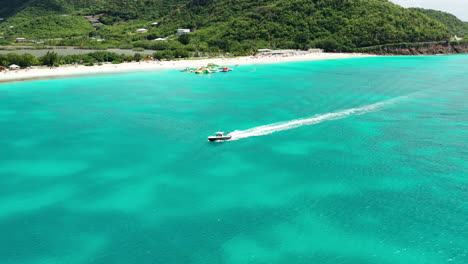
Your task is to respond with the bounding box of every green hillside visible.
[0,1,29,17]
[154,0,449,51]
[0,0,451,53]
[0,0,90,39]
[410,8,468,37]
[0,0,187,39]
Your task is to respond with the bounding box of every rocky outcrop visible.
[368,42,468,55]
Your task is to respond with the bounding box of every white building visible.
[177,29,190,35]
[152,38,167,41]
[15,37,27,43]
[136,28,148,33]
[9,64,20,70]
[151,22,159,26]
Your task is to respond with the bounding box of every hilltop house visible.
[15,37,27,43]
[177,29,190,35]
[136,28,148,33]
[151,22,159,26]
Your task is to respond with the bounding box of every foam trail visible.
[230,97,403,141]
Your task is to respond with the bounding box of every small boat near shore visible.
[208,131,232,141]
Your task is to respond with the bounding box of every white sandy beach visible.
[0,52,372,83]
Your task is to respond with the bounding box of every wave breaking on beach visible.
[229,97,404,141]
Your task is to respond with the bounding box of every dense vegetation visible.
[0,0,455,54]
[153,0,449,52]
[410,8,468,37]
[0,50,181,68]
[0,1,28,17]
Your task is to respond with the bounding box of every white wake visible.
[229,97,403,141]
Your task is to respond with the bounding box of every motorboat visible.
[208,131,232,141]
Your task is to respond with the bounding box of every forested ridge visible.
[0,0,464,53]
[410,8,468,37]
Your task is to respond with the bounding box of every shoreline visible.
[0,53,372,84]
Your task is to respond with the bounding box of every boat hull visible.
[208,136,232,141]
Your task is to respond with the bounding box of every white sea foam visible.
[229,97,403,141]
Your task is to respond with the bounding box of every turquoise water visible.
[0,55,467,264]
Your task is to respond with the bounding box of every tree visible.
[133,53,143,61]
[315,38,340,52]
[178,34,191,45]
[41,51,59,66]
[19,53,39,67]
